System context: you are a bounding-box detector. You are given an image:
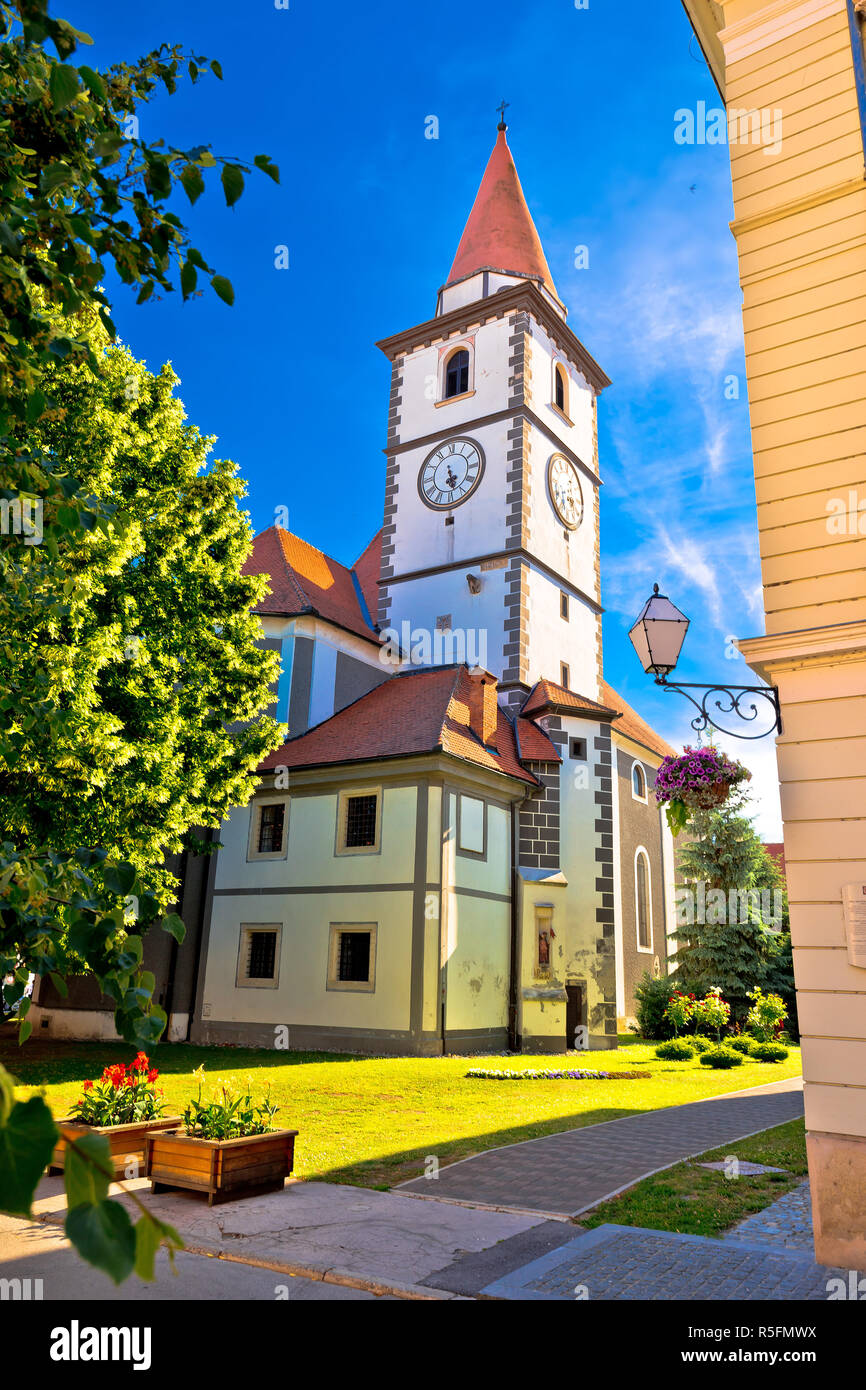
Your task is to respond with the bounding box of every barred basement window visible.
[236,925,281,989]
[327,924,377,992]
[258,803,285,854]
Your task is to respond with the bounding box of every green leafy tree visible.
[4,308,283,908]
[0,0,280,1280]
[671,786,792,1023]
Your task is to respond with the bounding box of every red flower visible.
[133,1051,150,1072]
[82,1079,93,1091]
[147,1069,159,1083]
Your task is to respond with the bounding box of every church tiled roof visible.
[244,525,382,642]
[259,665,558,785]
[446,127,560,301]
[521,679,619,721]
[520,677,675,762]
[599,680,676,761]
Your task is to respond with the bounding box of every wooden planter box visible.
[48,1116,182,1179]
[144,1128,299,1206]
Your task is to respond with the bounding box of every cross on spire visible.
[496,100,509,131]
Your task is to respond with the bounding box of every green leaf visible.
[134,1214,161,1281]
[103,862,137,897]
[161,913,186,944]
[66,1200,136,1285]
[49,972,69,999]
[221,164,245,208]
[210,275,234,306]
[179,163,205,205]
[180,260,197,300]
[64,1131,112,1208]
[254,154,280,184]
[0,1093,59,1216]
[131,1006,167,1044]
[210,59,223,80]
[49,63,82,111]
[77,65,105,100]
[17,1020,32,1045]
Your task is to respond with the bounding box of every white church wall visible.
[523,564,599,694]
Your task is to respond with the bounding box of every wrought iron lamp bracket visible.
[655,677,782,740]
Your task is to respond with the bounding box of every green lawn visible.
[580,1118,807,1238]
[1,1034,802,1190]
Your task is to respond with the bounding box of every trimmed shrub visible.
[728,1035,756,1055]
[655,1039,695,1061]
[699,1047,744,1069]
[634,972,680,1040]
[751,1042,790,1063]
[689,1036,714,1053]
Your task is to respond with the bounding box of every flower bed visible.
[466,1068,652,1081]
[143,1067,298,1205]
[48,1053,178,1177]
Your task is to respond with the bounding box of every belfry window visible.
[445,349,470,399]
[554,364,566,412]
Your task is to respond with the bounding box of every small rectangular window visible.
[328,924,377,992]
[346,795,378,847]
[569,737,587,761]
[236,925,281,988]
[561,592,569,620]
[247,799,289,860]
[458,794,486,857]
[258,803,285,855]
[560,662,570,690]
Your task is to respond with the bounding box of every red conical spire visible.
[446,123,559,300]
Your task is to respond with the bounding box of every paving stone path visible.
[724,1178,814,1252]
[401,1079,803,1216]
[480,1223,844,1301]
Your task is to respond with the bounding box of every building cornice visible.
[737,620,866,677]
[375,281,611,394]
[718,0,844,66]
[378,547,604,617]
[680,0,726,95]
[384,403,602,490]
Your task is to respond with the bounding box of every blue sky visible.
[68,0,782,836]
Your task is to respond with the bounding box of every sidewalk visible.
[399,1078,804,1217]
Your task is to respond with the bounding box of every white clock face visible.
[418,438,484,510]
[548,453,584,530]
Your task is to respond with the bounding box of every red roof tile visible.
[521,679,618,721]
[446,128,559,300]
[244,526,380,642]
[259,666,541,785]
[513,716,563,763]
[599,680,676,761]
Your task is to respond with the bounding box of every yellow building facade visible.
[684,0,866,1268]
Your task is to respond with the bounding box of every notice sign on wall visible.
[842,883,866,969]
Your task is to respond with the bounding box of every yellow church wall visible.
[681,0,866,1269]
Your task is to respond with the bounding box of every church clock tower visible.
[375,117,611,709]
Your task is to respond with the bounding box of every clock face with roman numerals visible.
[418,437,485,511]
[547,452,584,530]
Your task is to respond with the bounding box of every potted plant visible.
[144,1067,298,1206]
[48,1052,181,1178]
[655,744,751,836]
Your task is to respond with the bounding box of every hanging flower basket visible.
[654,745,751,836]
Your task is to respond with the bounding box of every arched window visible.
[632,762,646,801]
[554,363,567,412]
[445,349,469,399]
[635,849,652,951]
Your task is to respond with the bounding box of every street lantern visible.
[628,582,783,740]
[628,584,690,679]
